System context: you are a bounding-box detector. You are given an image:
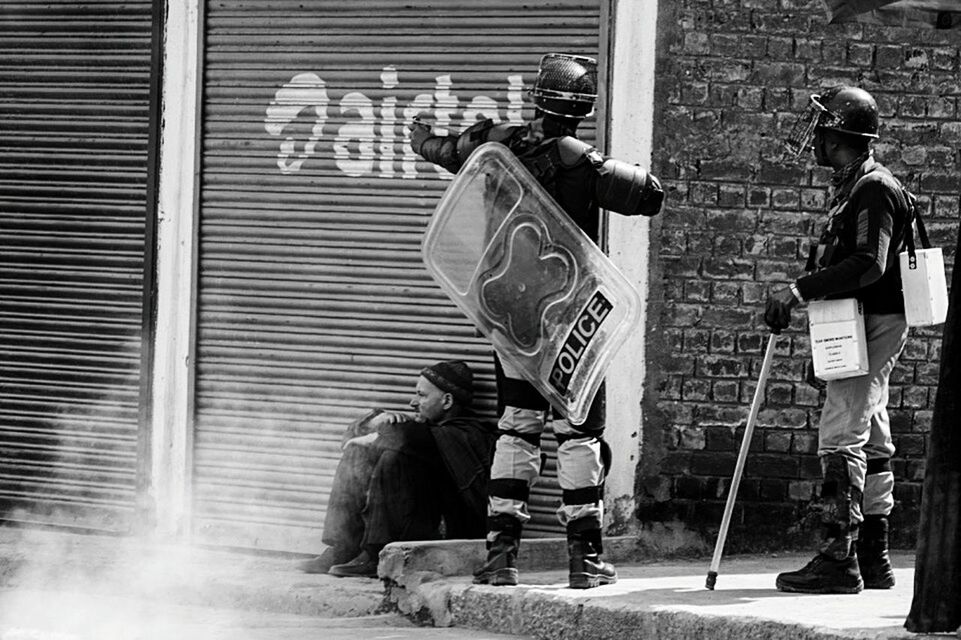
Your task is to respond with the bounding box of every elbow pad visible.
[595,158,664,217]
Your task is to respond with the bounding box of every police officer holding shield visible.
[410,53,663,589]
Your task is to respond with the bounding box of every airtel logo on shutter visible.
[264,66,527,177]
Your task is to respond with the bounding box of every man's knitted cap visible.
[420,360,474,406]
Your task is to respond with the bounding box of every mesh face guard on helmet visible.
[783,94,837,159]
[784,89,880,160]
[530,53,598,118]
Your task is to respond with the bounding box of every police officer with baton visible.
[766,86,911,594]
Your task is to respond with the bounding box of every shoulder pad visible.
[554,136,595,168]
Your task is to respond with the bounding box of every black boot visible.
[857,515,895,589]
[567,526,617,589]
[777,521,863,595]
[775,551,863,594]
[473,515,521,586]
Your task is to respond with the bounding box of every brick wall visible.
[641,0,960,552]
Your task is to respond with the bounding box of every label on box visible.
[808,299,869,381]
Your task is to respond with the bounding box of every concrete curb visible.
[380,546,935,640]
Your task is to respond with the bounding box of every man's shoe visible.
[472,540,519,586]
[858,515,895,589]
[297,546,353,574]
[775,553,863,594]
[568,540,617,589]
[328,551,378,578]
[473,516,521,586]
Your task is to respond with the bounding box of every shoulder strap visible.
[849,166,929,267]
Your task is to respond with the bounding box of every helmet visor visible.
[783,94,840,159]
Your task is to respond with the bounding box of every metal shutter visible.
[0,1,155,531]
[195,0,602,551]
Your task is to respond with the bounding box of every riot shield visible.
[422,142,641,424]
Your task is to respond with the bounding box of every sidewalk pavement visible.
[383,539,936,640]
[0,527,954,640]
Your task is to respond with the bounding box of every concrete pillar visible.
[147,0,203,538]
[604,0,659,532]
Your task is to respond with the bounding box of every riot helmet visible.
[530,53,598,119]
[784,86,879,158]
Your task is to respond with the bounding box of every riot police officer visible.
[768,86,911,594]
[410,53,664,589]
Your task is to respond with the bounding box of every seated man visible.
[298,360,497,577]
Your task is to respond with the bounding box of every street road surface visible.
[0,589,530,640]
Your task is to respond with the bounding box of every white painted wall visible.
[604,0,659,531]
[148,0,202,538]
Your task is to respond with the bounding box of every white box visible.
[900,248,948,327]
[808,298,869,381]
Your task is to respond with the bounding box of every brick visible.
[659,451,693,475]
[757,407,809,429]
[890,410,914,434]
[701,306,756,329]
[682,377,711,402]
[681,81,710,105]
[791,433,818,455]
[662,255,700,277]
[765,431,792,453]
[876,45,904,68]
[788,480,816,501]
[713,380,739,403]
[904,48,929,70]
[708,210,759,233]
[902,386,930,409]
[718,184,746,207]
[710,33,744,58]
[759,479,788,501]
[705,425,736,451]
[771,188,801,209]
[747,453,799,478]
[699,159,755,181]
[763,87,792,111]
[713,281,741,302]
[935,194,961,218]
[767,36,794,59]
[697,404,750,427]
[794,38,821,61]
[766,382,793,405]
[702,257,755,280]
[711,330,736,354]
[697,354,746,378]
[674,476,703,500]
[927,97,956,119]
[691,451,737,476]
[931,47,958,71]
[799,455,822,479]
[794,384,822,407]
[901,145,927,166]
[659,376,682,401]
[684,279,711,302]
[736,332,764,354]
[736,86,765,110]
[677,424,707,450]
[913,410,933,433]
[661,354,696,375]
[894,435,925,456]
[848,43,874,67]
[900,95,928,118]
[683,32,711,55]
[685,328,711,352]
[689,181,719,205]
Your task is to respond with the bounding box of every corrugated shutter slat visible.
[195,0,601,552]
[0,1,153,531]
